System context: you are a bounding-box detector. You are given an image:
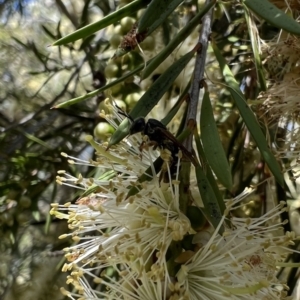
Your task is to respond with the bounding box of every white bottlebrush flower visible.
[51,105,192,299]
[177,190,298,300]
[52,105,299,300]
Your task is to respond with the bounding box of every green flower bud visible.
[94,122,115,141]
[110,34,122,49]
[120,17,136,34]
[104,64,119,78]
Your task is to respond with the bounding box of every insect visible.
[117,107,198,169]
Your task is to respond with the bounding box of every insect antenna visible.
[115,104,134,123]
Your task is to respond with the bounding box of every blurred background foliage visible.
[1,0,300,299]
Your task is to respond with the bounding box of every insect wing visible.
[155,127,198,166]
[147,118,167,133]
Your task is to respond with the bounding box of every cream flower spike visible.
[52,105,300,300]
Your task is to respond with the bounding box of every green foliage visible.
[2,0,300,298]
[200,87,232,190]
[244,0,300,35]
[108,44,198,147]
[137,0,183,34]
[212,42,284,187]
[53,0,151,46]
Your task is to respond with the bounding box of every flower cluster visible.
[51,107,298,300]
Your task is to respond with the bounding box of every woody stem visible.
[183,0,214,152]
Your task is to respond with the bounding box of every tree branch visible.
[184,0,214,151]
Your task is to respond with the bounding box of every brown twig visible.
[184,0,214,151]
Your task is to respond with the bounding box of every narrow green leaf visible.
[195,165,223,232]
[53,0,150,46]
[186,206,206,231]
[24,132,52,149]
[244,0,300,36]
[243,5,266,91]
[160,80,191,126]
[175,101,189,137]
[212,42,284,187]
[80,170,116,198]
[138,0,183,34]
[176,127,194,143]
[194,129,225,215]
[179,161,192,213]
[107,118,131,149]
[141,0,216,80]
[132,45,198,117]
[200,90,232,190]
[53,64,144,108]
[113,47,130,59]
[108,44,199,147]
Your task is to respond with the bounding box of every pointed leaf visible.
[80,170,116,198]
[53,0,150,46]
[200,90,232,190]
[53,64,144,108]
[138,0,183,34]
[108,44,199,147]
[195,165,223,232]
[243,4,266,91]
[160,80,191,126]
[244,0,300,36]
[141,0,216,79]
[212,42,284,187]
[194,129,226,215]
